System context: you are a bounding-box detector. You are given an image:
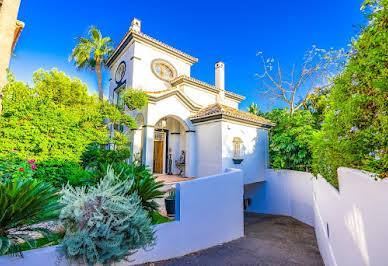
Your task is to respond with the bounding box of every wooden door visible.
[153,140,164,173]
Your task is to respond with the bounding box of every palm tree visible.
[69,26,113,102]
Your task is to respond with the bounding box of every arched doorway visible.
[153,116,188,175]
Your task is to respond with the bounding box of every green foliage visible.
[303,87,330,128]
[81,145,131,169]
[3,232,64,255]
[122,88,149,111]
[59,166,155,265]
[311,0,388,186]
[151,211,171,225]
[34,160,94,187]
[0,69,134,162]
[166,188,176,200]
[69,26,114,101]
[247,102,265,117]
[69,26,113,71]
[0,178,61,255]
[265,109,318,171]
[0,151,36,181]
[90,162,165,214]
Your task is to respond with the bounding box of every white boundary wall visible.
[245,169,315,226]
[0,169,244,266]
[246,167,388,266]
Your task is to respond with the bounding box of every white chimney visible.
[215,61,225,90]
[131,18,141,32]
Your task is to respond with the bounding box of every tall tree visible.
[69,26,113,102]
[256,46,344,115]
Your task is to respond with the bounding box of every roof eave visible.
[191,113,275,129]
[171,75,246,102]
[107,30,198,68]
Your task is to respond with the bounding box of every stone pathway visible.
[142,213,323,266]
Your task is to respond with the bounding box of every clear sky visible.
[10,0,365,112]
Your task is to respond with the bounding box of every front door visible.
[153,140,164,173]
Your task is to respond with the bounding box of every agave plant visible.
[0,178,61,255]
[92,163,165,214]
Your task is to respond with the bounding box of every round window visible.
[151,59,176,81]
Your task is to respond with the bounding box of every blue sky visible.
[11,0,365,112]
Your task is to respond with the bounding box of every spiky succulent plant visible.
[59,166,155,265]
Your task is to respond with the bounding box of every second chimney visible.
[215,61,225,90]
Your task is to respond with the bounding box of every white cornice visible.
[170,75,246,102]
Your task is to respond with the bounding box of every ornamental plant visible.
[0,178,61,255]
[0,151,37,182]
[122,88,149,111]
[311,0,388,187]
[59,166,155,265]
[95,163,165,214]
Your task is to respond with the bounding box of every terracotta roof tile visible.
[190,103,275,128]
[107,28,198,66]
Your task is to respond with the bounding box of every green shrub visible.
[311,0,388,186]
[0,69,135,162]
[34,160,94,187]
[59,166,155,265]
[265,109,318,171]
[122,88,148,111]
[0,178,61,255]
[90,163,165,214]
[0,151,37,182]
[81,145,131,169]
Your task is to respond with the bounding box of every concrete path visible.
[143,213,323,266]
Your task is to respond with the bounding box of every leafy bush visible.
[0,178,61,255]
[122,88,148,111]
[311,0,388,186]
[0,152,37,182]
[0,69,135,162]
[90,163,165,214]
[34,160,94,187]
[265,109,318,171]
[81,145,131,169]
[59,166,155,265]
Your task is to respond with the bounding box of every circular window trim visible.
[115,61,126,84]
[151,59,177,82]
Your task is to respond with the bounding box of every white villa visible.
[107,18,275,183]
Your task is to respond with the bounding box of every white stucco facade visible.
[107,18,274,180]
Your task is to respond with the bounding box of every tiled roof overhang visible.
[190,103,275,128]
[106,29,198,68]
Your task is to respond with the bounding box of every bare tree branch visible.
[255,46,344,115]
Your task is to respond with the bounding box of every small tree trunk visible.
[96,58,103,102]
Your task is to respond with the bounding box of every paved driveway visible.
[143,213,323,266]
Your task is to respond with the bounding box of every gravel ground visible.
[140,212,323,266]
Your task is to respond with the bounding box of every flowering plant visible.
[0,151,36,182]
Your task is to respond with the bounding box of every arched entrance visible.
[153,116,188,175]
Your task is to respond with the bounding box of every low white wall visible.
[246,167,388,266]
[314,167,388,266]
[245,169,315,226]
[1,169,244,266]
